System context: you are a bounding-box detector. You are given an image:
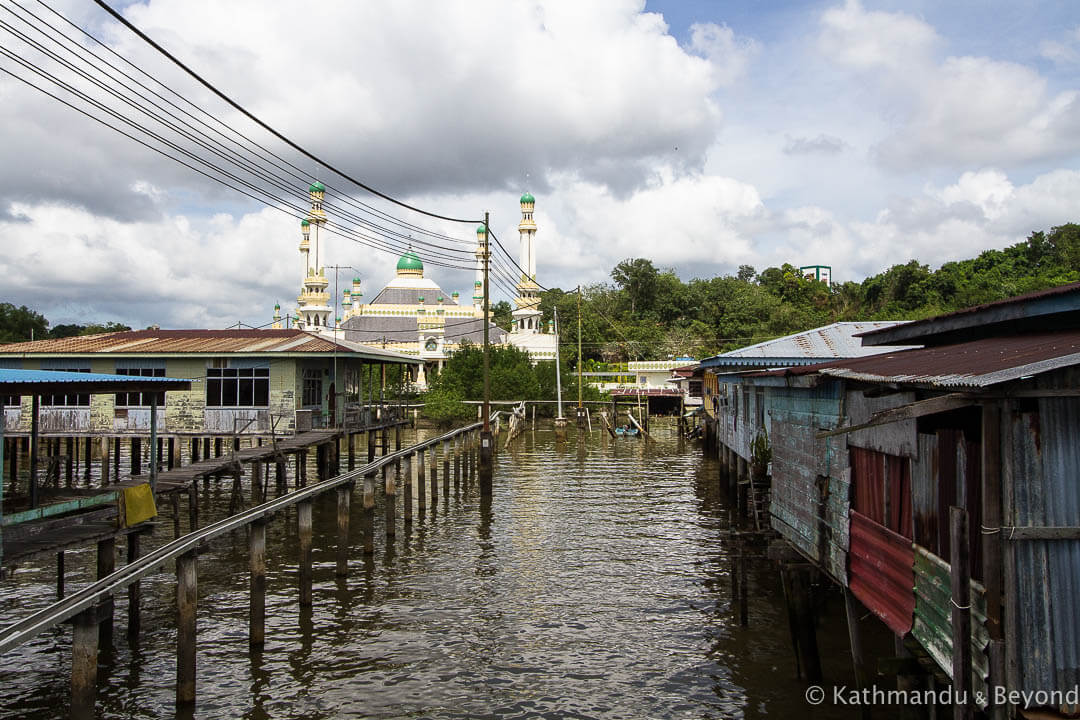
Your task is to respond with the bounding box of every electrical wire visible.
[92,0,481,226]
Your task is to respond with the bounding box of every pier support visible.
[347,432,355,471]
[384,463,396,538]
[479,430,493,500]
[429,446,437,508]
[127,534,140,641]
[442,440,450,500]
[97,538,115,650]
[71,608,99,720]
[298,500,313,606]
[403,454,413,524]
[249,520,265,648]
[362,471,375,554]
[176,551,198,707]
[782,564,822,683]
[453,436,461,492]
[336,485,351,576]
[951,506,973,720]
[416,449,426,514]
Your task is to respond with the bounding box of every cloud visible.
[1039,26,1080,64]
[688,22,758,86]
[782,134,848,156]
[818,1,1080,170]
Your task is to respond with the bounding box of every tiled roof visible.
[0,329,413,362]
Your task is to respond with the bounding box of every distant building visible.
[506,193,557,362]
[799,264,832,285]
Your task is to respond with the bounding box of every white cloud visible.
[818,1,1080,169]
[1039,26,1080,64]
[688,22,758,86]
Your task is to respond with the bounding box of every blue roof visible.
[0,369,191,391]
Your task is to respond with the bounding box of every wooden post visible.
[347,432,355,471]
[249,520,265,648]
[167,437,175,470]
[951,506,973,720]
[71,608,99,720]
[251,462,263,506]
[453,435,461,491]
[384,462,396,538]
[188,483,199,531]
[381,427,389,455]
[981,403,1006,720]
[394,424,401,451]
[130,437,141,477]
[275,459,286,496]
[336,485,351,577]
[739,552,748,627]
[417,448,426,514]
[97,538,115,649]
[403,454,413,524]
[737,454,748,518]
[57,551,64,599]
[83,436,92,482]
[297,450,307,487]
[430,446,438,507]
[176,551,198,707]
[367,429,376,463]
[844,589,872,720]
[127,534,141,641]
[362,472,375,554]
[98,436,108,485]
[789,565,822,683]
[112,438,120,484]
[298,500,313,606]
[442,440,450,499]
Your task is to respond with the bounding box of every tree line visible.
[0,303,130,343]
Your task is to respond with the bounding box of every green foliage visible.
[492,300,513,331]
[0,304,48,343]
[421,384,472,427]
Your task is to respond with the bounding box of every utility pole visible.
[576,285,585,428]
[479,212,493,498]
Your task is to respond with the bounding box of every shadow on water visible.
[0,419,887,719]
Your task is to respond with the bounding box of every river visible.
[0,421,872,718]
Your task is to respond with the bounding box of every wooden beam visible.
[817,393,977,438]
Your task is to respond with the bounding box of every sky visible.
[0,0,1078,331]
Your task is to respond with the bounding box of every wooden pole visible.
[97,538,115,649]
[403,454,413,524]
[789,565,822,683]
[298,500,313,606]
[336,485,351,576]
[127,534,141,641]
[249,520,265,648]
[453,435,461,492]
[442,440,450,499]
[384,462,396,538]
[844,589,872,720]
[981,404,1006,720]
[176,551,197,707]
[362,472,375,554]
[347,432,355,471]
[430,446,438,507]
[951,506,973,720]
[57,551,64,599]
[251,462,263,506]
[417,447,426,514]
[71,608,99,720]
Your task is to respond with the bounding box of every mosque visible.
[276,184,557,384]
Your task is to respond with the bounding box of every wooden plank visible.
[1001,525,1080,540]
[818,393,977,439]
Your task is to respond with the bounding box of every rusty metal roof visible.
[0,329,415,363]
[756,330,1080,389]
[700,322,916,369]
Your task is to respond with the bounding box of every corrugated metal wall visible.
[912,547,990,705]
[767,381,849,584]
[1010,396,1080,693]
[849,510,915,636]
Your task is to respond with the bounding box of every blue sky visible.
[0,0,1078,329]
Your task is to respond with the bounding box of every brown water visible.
[0,422,870,718]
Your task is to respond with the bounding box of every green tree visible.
[0,304,48,343]
[492,300,513,331]
[611,257,658,316]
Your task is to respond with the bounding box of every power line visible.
[92,0,480,226]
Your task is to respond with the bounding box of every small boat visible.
[614,426,639,436]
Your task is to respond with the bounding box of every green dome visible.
[520,192,535,204]
[352,276,361,284]
[300,219,310,227]
[476,225,487,235]
[309,181,325,193]
[396,251,423,273]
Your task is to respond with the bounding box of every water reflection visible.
[0,421,870,719]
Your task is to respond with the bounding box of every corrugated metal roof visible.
[700,322,916,368]
[0,329,415,363]
[757,330,1080,389]
[0,368,191,393]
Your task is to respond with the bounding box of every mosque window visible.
[206,363,270,407]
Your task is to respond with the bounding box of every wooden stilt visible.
[336,485,351,577]
[83,436,92,482]
[384,463,396,538]
[127,534,141,641]
[442,440,450,499]
[453,436,461,492]
[71,608,99,720]
[130,438,141,477]
[362,472,375,554]
[429,447,438,507]
[951,506,973,720]
[298,500,313,606]
[417,449,427,514]
[188,483,199,531]
[403,454,413,524]
[347,432,355,471]
[97,538,115,650]
[788,565,822,683]
[112,438,120,482]
[249,520,265,648]
[176,551,197,707]
[251,462,262,506]
[844,589,872,720]
[56,551,64,599]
